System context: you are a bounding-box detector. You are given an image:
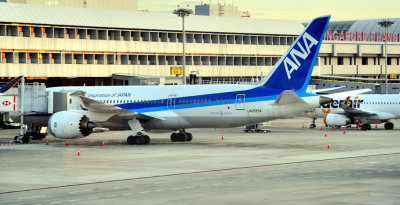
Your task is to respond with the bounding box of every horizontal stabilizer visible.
[274,90,306,105]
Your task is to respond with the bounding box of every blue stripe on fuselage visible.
[114,86,316,113]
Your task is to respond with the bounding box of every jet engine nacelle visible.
[324,114,350,127]
[48,110,96,139]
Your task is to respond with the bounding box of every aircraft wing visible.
[309,86,345,94]
[338,96,376,117]
[324,88,371,99]
[78,95,165,121]
[337,106,377,117]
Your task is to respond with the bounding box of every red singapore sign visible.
[324,31,400,42]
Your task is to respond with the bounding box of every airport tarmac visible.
[0,118,399,204]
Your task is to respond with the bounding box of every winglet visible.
[258,16,331,91]
[0,76,23,94]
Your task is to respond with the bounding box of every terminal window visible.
[337,57,343,65]
[362,57,368,65]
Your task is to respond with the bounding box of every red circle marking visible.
[2,101,11,106]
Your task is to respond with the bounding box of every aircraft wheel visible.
[384,122,394,130]
[127,135,135,145]
[361,124,369,131]
[134,135,144,145]
[170,133,178,142]
[143,135,150,144]
[186,133,193,141]
[177,133,187,142]
[367,124,372,130]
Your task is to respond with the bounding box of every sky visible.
[139,0,400,22]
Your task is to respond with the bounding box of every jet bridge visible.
[0,82,81,143]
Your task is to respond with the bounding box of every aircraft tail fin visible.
[0,76,23,94]
[257,16,330,91]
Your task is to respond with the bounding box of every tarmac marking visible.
[154,181,169,184]
[368,192,385,196]
[18,195,46,200]
[68,199,79,202]
[50,202,62,204]
[105,194,116,198]
[113,185,135,189]
[69,190,92,194]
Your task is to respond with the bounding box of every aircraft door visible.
[167,95,176,110]
[235,94,245,110]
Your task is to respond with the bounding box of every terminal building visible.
[0,3,399,92]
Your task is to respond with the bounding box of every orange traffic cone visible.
[343,128,346,134]
[65,141,69,146]
[333,127,335,131]
[46,140,49,145]
[221,136,224,140]
[325,132,327,137]
[77,151,80,156]
[102,141,105,146]
[328,143,331,149]
[320,127,323,131]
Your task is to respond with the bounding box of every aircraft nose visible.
[319,96,332,105]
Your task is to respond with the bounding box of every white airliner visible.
[308,94,400,130]
[7,16,332,144]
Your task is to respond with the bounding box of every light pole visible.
[173,8,193,85]
[377,19,394,94]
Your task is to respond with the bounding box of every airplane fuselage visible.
[311,94,400,121]
[48,84,320,130]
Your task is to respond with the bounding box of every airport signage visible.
[324,31,400,42]
[171,66,183,75]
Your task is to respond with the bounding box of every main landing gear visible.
[126,130,193,145]
[127,132,150,145]
[360,122,394,130]
[170,130,193,142]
